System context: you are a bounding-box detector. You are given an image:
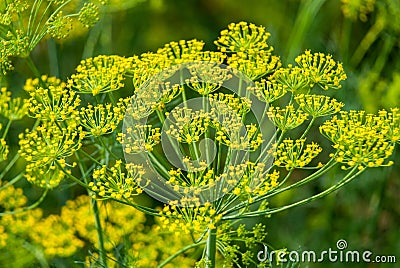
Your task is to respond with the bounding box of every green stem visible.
[0,153,20,181]
[1,119,12,139]
[224,166,363,219]
[92,198,108,268]
[206,227,217,268]
[25,56,41,78]
[299,117,315,139]
[0,173,24,190]
[157,241,206,268]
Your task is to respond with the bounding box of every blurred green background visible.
[5,0,400,267]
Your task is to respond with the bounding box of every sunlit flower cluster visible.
[295,50,347,90]
[295,94,344,117]
[214,21,271,53]
[0,87,28,120]
[273,139,322,170]
[80,100,127,137]
[247,79,287,103]
[24,75,80,122]
[119,124,161,153]
[320,110,396,169]
[89,160,147,200]
[19,124,84,188]
[159,201,222,234]
[68,55,133,95]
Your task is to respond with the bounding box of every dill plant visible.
[0,17,398,268]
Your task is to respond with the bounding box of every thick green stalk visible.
[205,227,217,268]
[92,199,108,267]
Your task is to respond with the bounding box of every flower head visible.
[78,3,99,28]
[89,160,148,200]
[227,50,281,80]
[46,12,73,39]
[273,139,322,170]
[295,50,347,90]
[0,87,28,120]
[247,79,287,103]
[267,105,308,131]
[24,75,80,122]
[68,55,132,95]
[80,101,126,137]
[320,110,395,169]
[295,94,344,117]
[215,21,271,53]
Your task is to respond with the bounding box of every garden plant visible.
[0,1,399,267]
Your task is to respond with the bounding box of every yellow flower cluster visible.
[209,93,251,117]
[24,75,80,122]
[78,2,99,28]
[89,160,147,200]
[165,107,209,144]
[295,94,344,117]
[118,125,161,153]
[0,124,8,162]
[295,50,347,90]
[0,87,28,120]
[19,124,84,188]
[131,81,183,118]
[320,110,397,169]
[227,50,281,80]
[31,214,85,257]
[214,21,271,53]
[80,100,127,137]
[68,55,133,95]
[0,184,27,211]
[231,163,280,198]
[46,11,73,39]
[186,62,232,95]
[215,21,281,80]
[159,201,222,234]
[247,79,287,103]
[267,105,308,131]
[273,139,322,170]
[271,65,312,92]
[158,39,205,63]
[208,98,263,151]
[341,0,376,21]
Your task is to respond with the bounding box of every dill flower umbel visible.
[320,110,395,169]
[267,105,309,131]
[273,138,322,170]
[68,55,133,95]
[80,100,127,137]
[24,75,80,122]
[247,79,287,103]
[295,50,347,90]
[295,94,344,117]
[214,21,271,53]
[89,160,148,200]
[19,123,84,188]
[0,87,28,120]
